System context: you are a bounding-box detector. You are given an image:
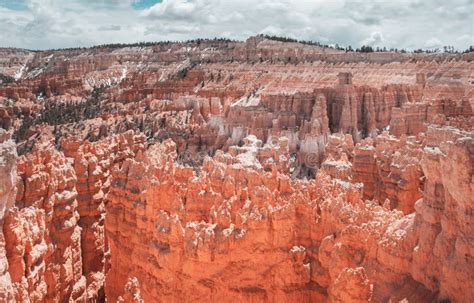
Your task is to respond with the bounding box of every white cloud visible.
[361,32,384,46]
[259,26,284,37]
[142,0,211,21]
[98,25,122,31]
[424,37,442,49]
[0,0,472,50]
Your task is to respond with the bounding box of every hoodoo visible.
[0,35,473,302]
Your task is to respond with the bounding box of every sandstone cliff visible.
[0,38,472,302]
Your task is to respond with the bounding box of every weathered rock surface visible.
[6,140,86,301]
[0,37,473,302]
[0,130,16,301]
[105,136,350,302]
[104,126,473,302]
[61,131,146,301]
[411,126,473,302]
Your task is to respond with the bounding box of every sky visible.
[0,0,472,50]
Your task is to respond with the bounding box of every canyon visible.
[0,36,473,302]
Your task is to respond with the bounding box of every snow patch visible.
[222,224,235,237]
[26,67,45,79]
[119,67,128,81]
[231,95,261,108]
[290,245,306,253]
[14,63,27,80]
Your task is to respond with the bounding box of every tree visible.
[358,45,374,53]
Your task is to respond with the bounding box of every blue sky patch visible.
[0,0,161,11]
[132,0,161,10]
[0,0,28,11]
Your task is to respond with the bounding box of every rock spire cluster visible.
[0,37,473,302]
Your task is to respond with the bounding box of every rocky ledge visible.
[0,37,473,302]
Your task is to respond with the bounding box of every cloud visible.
[0,0,472,50]
[424,37,442,49]
[143,0,192,17]
[98,25,122,31]
[361,32,384,46]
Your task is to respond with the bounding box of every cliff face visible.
[104,136,349,302]
[0,131,145,302]
[103,126,473,303]
[0,37,473,302]
[61,131,146,301]
[0,130,17,301]
[412,126,473,302]
[351,134,424,214]
[5,140,86,301]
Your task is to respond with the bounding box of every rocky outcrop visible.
[5,141,86,301]
[3,38,471,162]
[351,134,424,214]
[105,136,335,302]
[322,132,424,214]
[0,130,16,301]
[389,96,473,137]
[389,104,428,137]
[411,126,473,302]
[0,131,147,302]
[103,125,473,302]
[61,131,146,301]
[0,37,473,302]
[0,130,16,222]
[117,277,144,303]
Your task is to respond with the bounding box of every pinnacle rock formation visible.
[0,37,473,302]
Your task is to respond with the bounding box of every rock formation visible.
[0,37,473,302]
[61,131,146,300]
[6,140,86,301]
[0,130,16,301]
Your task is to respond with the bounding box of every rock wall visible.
[352,134,424,214]
[0,130,146,302]
[0,130,17,301]
[411,126,473,302]
[0,38,473,302]
[105,137,334,302]
[322,132,424,215]
[320,126,473,302]
[61,131,146,301]
[103,126,473,302]
[6,141,86,301]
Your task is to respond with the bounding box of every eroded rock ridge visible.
[0,37,473,302]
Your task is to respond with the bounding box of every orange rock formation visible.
[0,37,473,302]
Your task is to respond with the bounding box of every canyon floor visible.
[0,36,473,302]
